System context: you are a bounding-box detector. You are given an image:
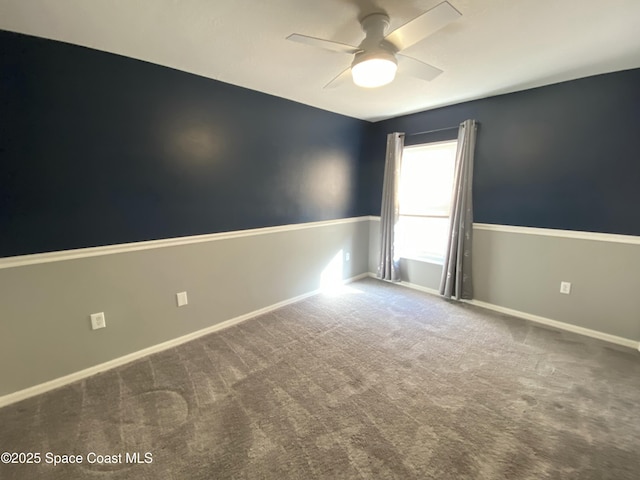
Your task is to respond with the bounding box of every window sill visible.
[399,255,444,266]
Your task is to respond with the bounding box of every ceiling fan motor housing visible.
[353,12,397,69]
[351,12,398,88]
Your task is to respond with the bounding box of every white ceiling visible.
[1,0,639,121]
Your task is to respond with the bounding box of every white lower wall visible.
[368,219,443,290]
[369,217,640,345]
[0,218,370,401]
[3,215,638,405]
[472,224,640,342]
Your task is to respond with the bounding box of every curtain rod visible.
[404,125,459,137]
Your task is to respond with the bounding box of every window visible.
[396,140,458,264]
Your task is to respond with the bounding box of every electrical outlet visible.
[560,281,571,295]
[90,312,106,330]
[345,252,350,262]
[176,291,188,307]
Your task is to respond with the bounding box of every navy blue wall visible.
[364,69,640,236]
[0,31,368,257]
[3,30,639,258]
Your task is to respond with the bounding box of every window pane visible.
[396,140,457,262]
[399,141,457,217]
[396,216,450,263]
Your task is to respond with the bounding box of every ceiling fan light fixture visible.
[351,51,398,88]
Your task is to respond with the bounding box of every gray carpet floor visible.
[1,278,639,479]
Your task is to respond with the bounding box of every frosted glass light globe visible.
[351,57,397,88]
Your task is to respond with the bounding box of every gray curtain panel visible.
[377,132,405,282]
[440,119,477,300]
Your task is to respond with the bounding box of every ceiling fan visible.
[286,1,461,89]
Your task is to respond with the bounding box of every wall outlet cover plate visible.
[90,312,106,330]
[176,291,188,307]
[560,282,571,294]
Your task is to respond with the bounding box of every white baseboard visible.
[0,272,369,408]
[464,298,640,351]
[367,272,640,351]
[365,273,441,296]
[3,270,635,408]
[399,280,441,296]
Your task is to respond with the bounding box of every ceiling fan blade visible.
[286,34,360,55]
[384,1,461,52]
[323,67,353,89]
[397,54,443,82]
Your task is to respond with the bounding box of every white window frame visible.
[396,139,458,265]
